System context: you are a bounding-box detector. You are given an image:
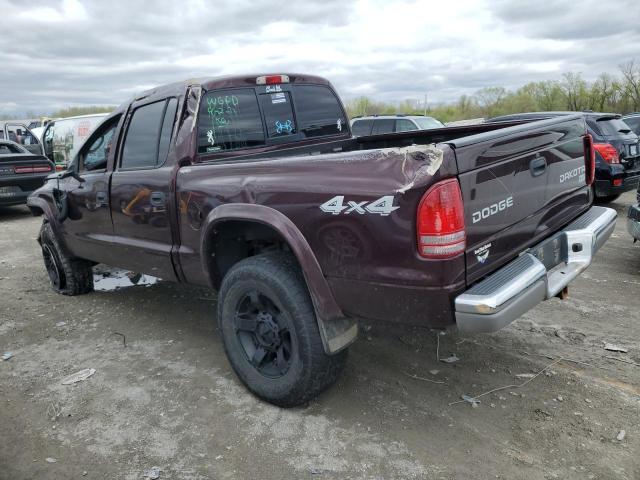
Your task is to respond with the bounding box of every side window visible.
[197,89,265,154]
[395,119,417,133]
[351,119,373,136]
[157,98,178,165]
[7,124,38,146]
[293,85,347,138]
[80,119,119,172]
[259,92,297,138]
[371,119,395,135]
[625,117,640,135]
[121,101,166,169]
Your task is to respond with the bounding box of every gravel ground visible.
[1,192,639,479]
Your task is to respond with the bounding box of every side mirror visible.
[58,169,85,183]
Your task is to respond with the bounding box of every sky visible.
[1,0,639,116]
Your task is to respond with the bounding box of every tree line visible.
[345,60,640,123]
[0,105,115,121]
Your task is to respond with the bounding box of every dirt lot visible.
[1,192,639,480]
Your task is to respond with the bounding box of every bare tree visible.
[619,60,640,111]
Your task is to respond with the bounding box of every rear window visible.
[414,117,444,129]
[596,117,632,136]
[198,89,265,154]
[197,84,347,155]
[259,92,297,138]
[294,85,347,137]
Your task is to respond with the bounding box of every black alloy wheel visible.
[234,289,292,378]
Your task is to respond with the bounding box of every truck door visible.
[61,115,121,263]
[109,97,179,281]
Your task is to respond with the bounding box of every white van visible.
[42,113,109,169]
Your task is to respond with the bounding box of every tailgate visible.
[450,115,591,284]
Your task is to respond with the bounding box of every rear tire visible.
[39,222,94,295]
[217,252,347,407]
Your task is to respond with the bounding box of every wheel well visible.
[28,205,44,217]
[206,220,293,289]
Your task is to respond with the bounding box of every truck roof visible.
[131,73,332,103]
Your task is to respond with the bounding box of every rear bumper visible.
[628,204,640,241]
[0,174,49,206]
[455,206,617,333]
[595,172,640,197]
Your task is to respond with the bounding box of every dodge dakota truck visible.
[27,73,616,406]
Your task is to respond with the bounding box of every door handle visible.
[150,191,165,207]
[529,156,547,177]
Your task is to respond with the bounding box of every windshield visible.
[414,117,444,129]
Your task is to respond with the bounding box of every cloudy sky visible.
[1,0,639,116]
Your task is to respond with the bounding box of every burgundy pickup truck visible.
[28,73,616,406]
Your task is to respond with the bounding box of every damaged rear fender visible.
[200,203,357,354]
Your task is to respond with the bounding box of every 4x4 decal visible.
[320,195,399,216]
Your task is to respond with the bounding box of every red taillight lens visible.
[256,75,290,85]
[14,165,51,174]
[613,178,623,186]
[594,143,619,164]
[583,134,595,185]
[417,178,466,259]
[55,164,65,171]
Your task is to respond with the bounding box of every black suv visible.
[487,112,640,202]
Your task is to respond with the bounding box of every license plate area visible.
[529,231,568,270]
[0,186,21,197]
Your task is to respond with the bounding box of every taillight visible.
[256,75,290,85]
[417,178,466,259]
[55,164,65,171]
[594,143,619,164]
[583,134,595,185]
[613,179,623,186]
[14,165,51,174]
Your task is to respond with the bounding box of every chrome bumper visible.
[455,206,617,333]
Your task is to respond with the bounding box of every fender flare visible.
[26,195,72,254]
[200,203,357,354]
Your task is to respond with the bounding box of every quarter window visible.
[157,98,178,166]
[371,119,395,135]
[395,119,417,133]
